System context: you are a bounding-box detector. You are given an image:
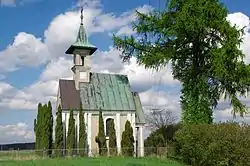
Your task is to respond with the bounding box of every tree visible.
[45,101,53,156]
[79,102,87,156]
[40,104,47,150]
[67,109,76,156]
[146,108,177,129]
[108,119,117,156]
[144,123,181,148]
[121,120,134,156]
[113,0,250,124]
[55,105,64,156]
[95,111,107,156]
[34,103,42,151]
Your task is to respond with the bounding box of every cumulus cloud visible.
[0,33,49,73]
[0,0,152,74]
[0,2,170,110]
[226,12,250,64]
[0,123,34,144]
[0,0,15,6]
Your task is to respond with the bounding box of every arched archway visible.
[105,118,113,136]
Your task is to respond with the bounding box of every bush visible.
[108,119,117,156]
[95,111,107,156]
[121,120,134,156]
[174,122,250,166]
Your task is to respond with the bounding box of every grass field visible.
[0,157,186,166]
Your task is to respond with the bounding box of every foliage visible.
[67,109,76,156]
[174,123,250,166]
[145,123,181,155]
[95,111,107,156]
[54,105,64,156]
[108,119,117,156]
[34,102,53,156]
[121,120,134,156]
[146,108,177,129]
[34,103,47,154]
[79,102,87,156]
[45,101,53,156]
[145,123,181,147]
[34,103,42,151]
[113,0,250,124]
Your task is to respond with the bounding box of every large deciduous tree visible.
[146,108,177,129]
[113,0,250,124]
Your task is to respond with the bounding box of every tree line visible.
[34,101,135,157]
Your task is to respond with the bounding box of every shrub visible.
[54,105,64,156]
[95,111,107,156]
[108,119,117,156]
[174,122,250,166]
[67,109,76,156]
[121,120,134,156]
[79,102,87,156]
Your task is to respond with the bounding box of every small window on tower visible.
[81,56,85,66]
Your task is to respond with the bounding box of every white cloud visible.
[116,26,135,36]
[227,12,250,64]
[214,107,250,124]
[0,0,15,6]
[0,45,179,110]
[0,75,5,80]
[0,1,152,74]
[0,1,168,110]
[0,32,49,73]
[0,123,34,144]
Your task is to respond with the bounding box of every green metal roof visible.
[65,23,97,55]
[79,73,137,111]
[133,92,146,124]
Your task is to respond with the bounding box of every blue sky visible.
[0,0,250,143]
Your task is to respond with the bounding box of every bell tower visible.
[65,8,97,90]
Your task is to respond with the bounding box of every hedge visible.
[174,122,250,166]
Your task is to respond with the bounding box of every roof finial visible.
[80,7,83,25]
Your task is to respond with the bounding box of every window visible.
[105,118,113,136]
[81,56,85,66]
[73,55,76,64]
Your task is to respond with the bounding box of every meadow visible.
[0,157,186,166]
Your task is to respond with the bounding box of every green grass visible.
[0,157,186,166]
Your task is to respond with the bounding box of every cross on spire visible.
[80,7,83,25]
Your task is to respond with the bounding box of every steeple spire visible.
[80,7,83,25]
[65,8,97,55]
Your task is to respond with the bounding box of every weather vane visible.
[80,7,83,25]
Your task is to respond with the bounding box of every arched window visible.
[105,118,113,136]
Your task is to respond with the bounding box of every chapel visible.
[56,9,146,157]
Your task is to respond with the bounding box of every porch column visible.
[131,113,136,157]
[116,113,121,154]
[139,126,144,157]
[87,113,92,156]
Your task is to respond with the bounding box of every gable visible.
[59,80,80,110]
[79,73,136,111]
